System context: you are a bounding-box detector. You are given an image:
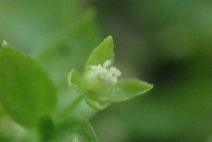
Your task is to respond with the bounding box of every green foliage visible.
[0,35,152,141]
[85,36,114,69]
[53,118,98,142]
[1,0,212,141]
[107,78,153,102]
[0,42,56,128]
[39,116,54,141]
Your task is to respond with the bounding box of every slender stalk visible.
[55,95,83,123]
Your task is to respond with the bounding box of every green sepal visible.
[106,78,153,102]
[52,117,98,142]
[68,68,83,95]
[85,36,114,69]
[0,42,56,127]
[84,96,111,110]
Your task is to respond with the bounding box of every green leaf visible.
[0,134,10,142]
[107,78,153,102]
[53,117,98,142]
[0,42,56,127]
[68,69,83,95]
[85,36,114,69]
[39,116,54,141]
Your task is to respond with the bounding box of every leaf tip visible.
[148,83,154,90]
[106,35,113,40]
[104,35,113,47]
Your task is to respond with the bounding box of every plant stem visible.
[55,95,83,123]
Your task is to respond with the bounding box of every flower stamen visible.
[89,60,121,85]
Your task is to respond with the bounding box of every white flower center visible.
[89,60,121,85]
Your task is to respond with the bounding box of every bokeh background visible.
[1,0,212,142]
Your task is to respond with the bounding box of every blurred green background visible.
[1,0,212,142]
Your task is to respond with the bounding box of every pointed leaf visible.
[107,78,153,102]
[0,42,56,127]
[68,69,83,95]
[52,118,98,142]
[85,36,114,68]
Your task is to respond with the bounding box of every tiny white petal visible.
[103,60,111,68]
[110,67,121,76]
[90,65,102,76]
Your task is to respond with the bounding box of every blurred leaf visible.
[0,42,56,127]
[39,116,54,141]
[85,36,114,69]
[107,79,153,102]
[0,134,10,142]
[32,9,101,120]
[0,104,5,118]
[33,9,101,87]
[0,0,83,52]
[53,118,98,142]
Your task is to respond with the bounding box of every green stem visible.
[55,95,83,123]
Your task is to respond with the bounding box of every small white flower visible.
[89,60,121,86]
